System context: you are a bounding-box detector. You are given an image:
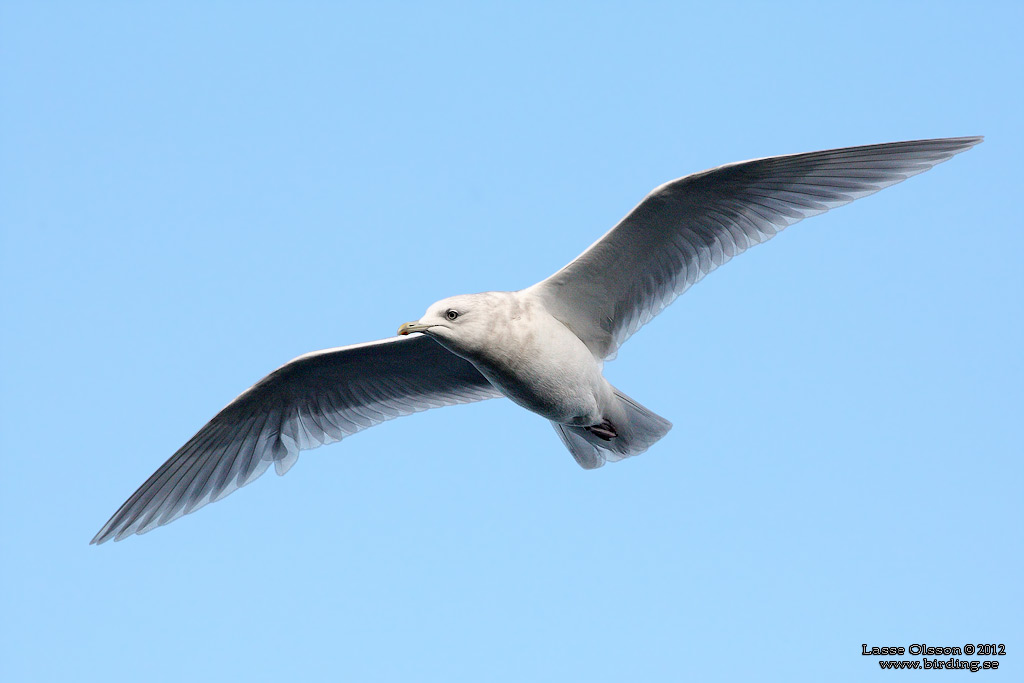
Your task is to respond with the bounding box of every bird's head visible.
[398,292,507,357]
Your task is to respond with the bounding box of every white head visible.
[398,292,512,358]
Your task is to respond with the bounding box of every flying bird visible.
[92,136,981,543]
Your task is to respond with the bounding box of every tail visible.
[552,389,672,470]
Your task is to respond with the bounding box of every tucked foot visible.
[585,419,617,441]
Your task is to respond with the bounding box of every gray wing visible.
[527,137,982,359]
[92,334,500,544]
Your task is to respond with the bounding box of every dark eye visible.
[445,309,459,321]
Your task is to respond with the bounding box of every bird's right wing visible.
[527,137,982,359]
[92,334,500,544]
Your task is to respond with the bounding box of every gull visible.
[92,136,981,544]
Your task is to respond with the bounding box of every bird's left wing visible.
[527,137,982,359]
[92,334,500,543]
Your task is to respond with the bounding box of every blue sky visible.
[2,2,1020,681]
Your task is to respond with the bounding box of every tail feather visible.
[552,389,672,469]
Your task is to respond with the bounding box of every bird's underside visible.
[92,136,981,544]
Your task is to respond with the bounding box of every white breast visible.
[470,292,612,425]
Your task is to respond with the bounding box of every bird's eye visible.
[445,309,459,321]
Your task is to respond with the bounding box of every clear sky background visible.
[2,2,1021,681]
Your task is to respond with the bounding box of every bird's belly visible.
[478,361,602,424]
[471,322,609,425]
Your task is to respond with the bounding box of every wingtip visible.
[956,135,984,146]
[885,135,983,150]
[944,135,984,150]
[90,523,126,545]
[89,529,111,545]
[948,136,984,157]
